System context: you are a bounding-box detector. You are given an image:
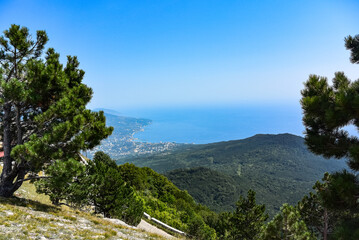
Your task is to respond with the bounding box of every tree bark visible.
[0,102,15,197]
[15,104,22,145]
[0,103,29,197]
[323,208,328,240]
[0,101,28,197]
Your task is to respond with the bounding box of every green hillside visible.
[165,167,242,213]
[117,163,217,238]
[119,134,347,216]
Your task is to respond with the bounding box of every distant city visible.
[85,111,182,159]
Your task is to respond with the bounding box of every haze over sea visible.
[118,103,303,144]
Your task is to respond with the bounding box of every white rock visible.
[4,210,13,216]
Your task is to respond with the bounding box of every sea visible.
[117,103,305,144]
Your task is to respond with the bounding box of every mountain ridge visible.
[120,133,347,216]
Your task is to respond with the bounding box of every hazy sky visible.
[1,0,359,110]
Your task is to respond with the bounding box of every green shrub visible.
[188,215,217,240]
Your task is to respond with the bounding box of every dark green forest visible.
[166,167,241,213]
[120,134,347,216]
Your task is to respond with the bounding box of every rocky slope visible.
[0,169,182,240]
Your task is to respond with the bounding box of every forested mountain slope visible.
[120,134,347,215]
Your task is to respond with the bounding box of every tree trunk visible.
[0,102,16,197]
[15,104,22,145]
[323,208,328,240]
[0,103,26,197]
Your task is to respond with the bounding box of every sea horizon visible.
[107,103,305,144]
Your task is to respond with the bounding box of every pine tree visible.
[345,34,359,64]
[301,34,359,171]
[260,204,315,240]
[298,173,346,240]
[188,215,217,240]
[228,190,268,240]
[86,152,144,225]
[35,158,86,206]
[38,151,144,225]
[0,25,113,197]
[300,34,359,236]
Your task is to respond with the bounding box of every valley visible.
[82,110,348,217]
[119,133,347,216]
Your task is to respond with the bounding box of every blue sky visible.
[1,0,359,110]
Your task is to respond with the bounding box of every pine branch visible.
[15,175,51,184]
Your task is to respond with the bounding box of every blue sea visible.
[118,103,305,144]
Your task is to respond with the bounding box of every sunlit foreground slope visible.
[0,166,181,240]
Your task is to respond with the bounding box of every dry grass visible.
[0,195,171,239]
[0,165,173,240]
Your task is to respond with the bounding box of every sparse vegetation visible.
[36,152,144,226]
[0,186,175,240]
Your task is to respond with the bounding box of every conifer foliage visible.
[298,172,357,240]
[301,34,359,172]
[301,34,359,237]
[260,204,315,240]
[212,190,268,240]
[298,173,335,240]
[0,25,113,197]
[228,190,268,240]
[87,152,144,225]
[37,152,144,226]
